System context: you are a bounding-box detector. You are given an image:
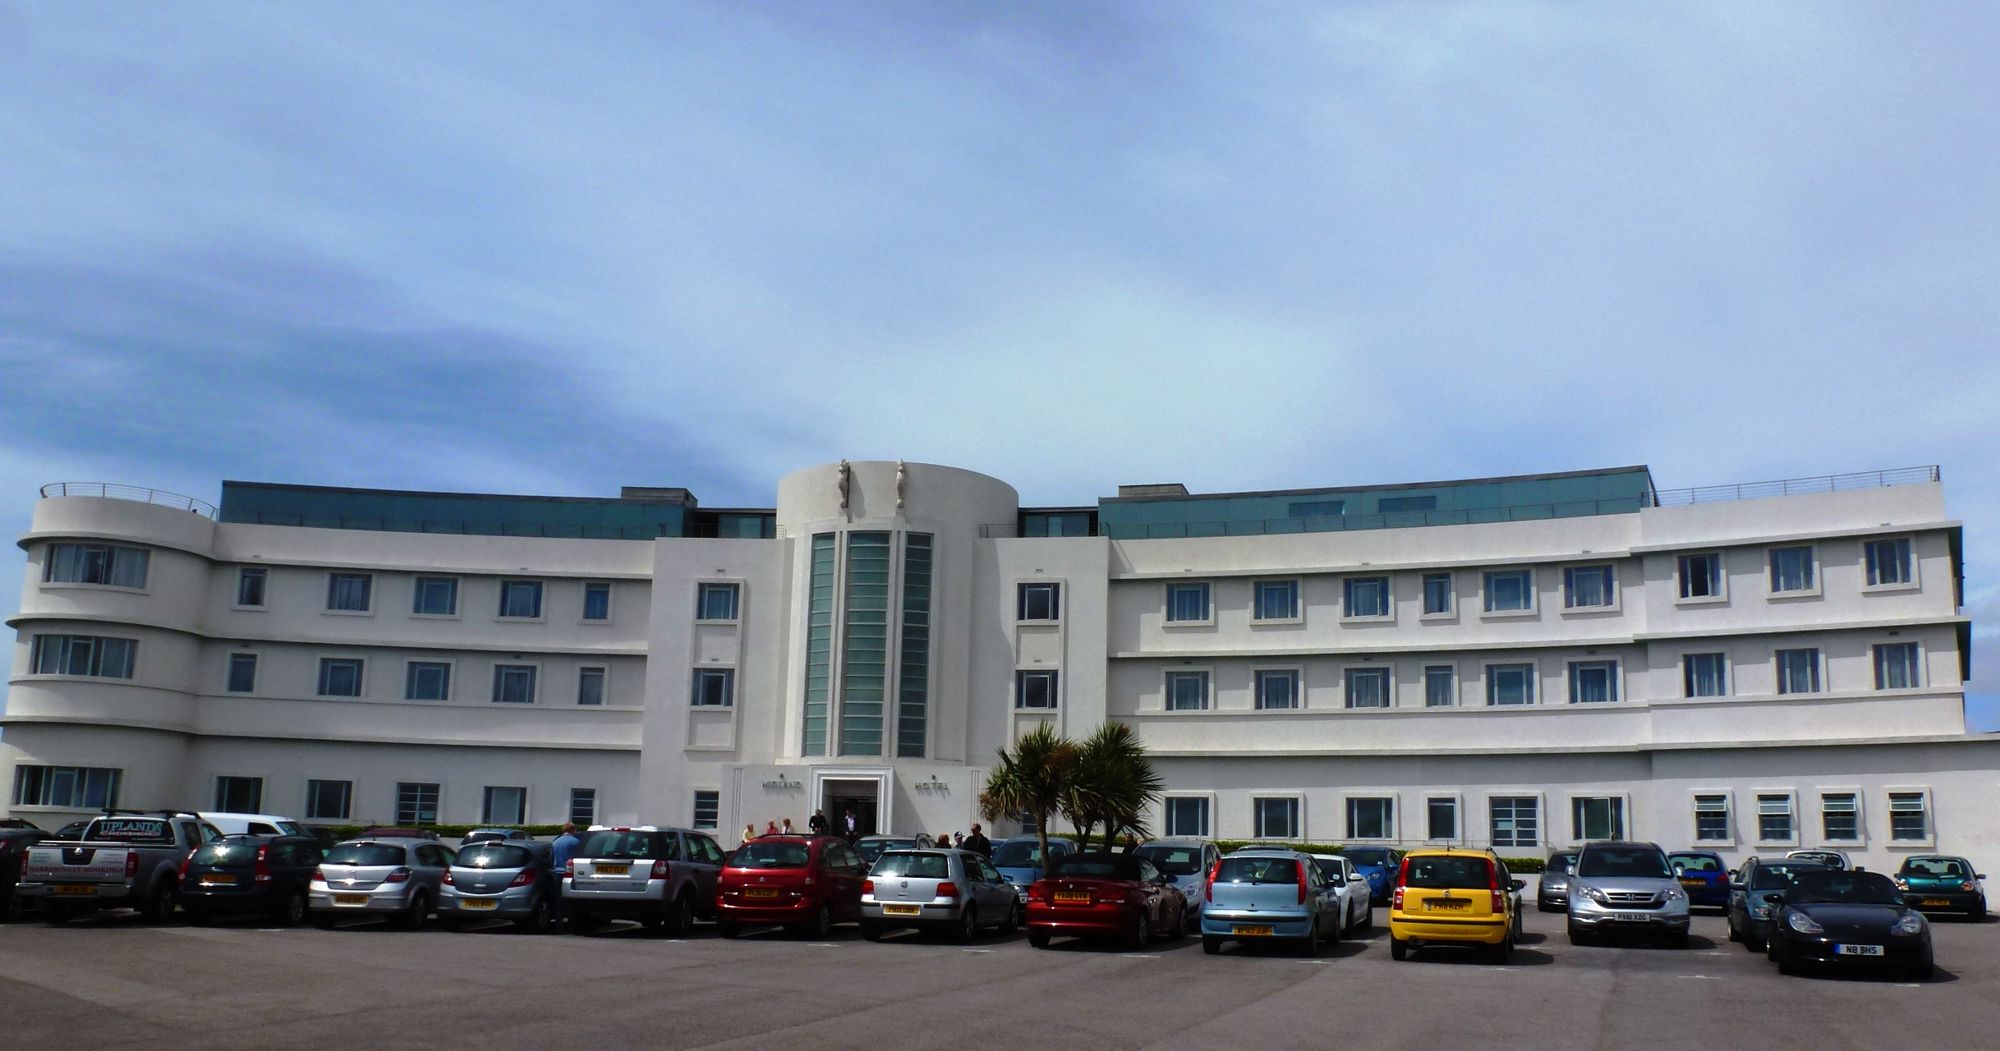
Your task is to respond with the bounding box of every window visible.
[1677,553,1723,599]
[1483,570,1533,612]
[1289,499,1344,517]
[1254,670,1299,710]
[1486,663,1536,706]
[498,580,543,618]
[1775,649,1821,694]
[412,576,458,615]
[1165,583,1211,623]
[1427,797,1458,841]
[1344,667,1391,709]
[12,765,120,808]
[1346,797,1393,840]
[396,782,440,825]
[1563,565,1615,608]
[801,533,835,757]
[43,542,149,588]
[326,573,372,612]
[578,667,607,706]
[1489,797,1539,848]
[214,776,263,813]
[1017,582,1061,622]
[695,582,740,621]
[1682,653,1728,698]
[306,779,352,821]
[1572,797,1625,841]
[1874,643,1920,689]
[236,568,267,607]
[1769,546,1816,593]
[693,790,720,830]
[1567,660,1619,704]
[31,634,137,678]
[1821,793,1859,841]
[691,668,734,708]
[1165,671,1210,711]
[226,653,258,693]
[1255,797,1301,839]
[1253,579,1299,621]
[582,582,612,621]
[1889,791,1929,841]
[317,658,363,697]
[1757,793,1794,841]
[569,788,597,826]
[1424,665,1456,707]
[1165,797,1210,837]
[1379,495,1437,513]
[1343,576,1390,618]
[1865,537,1913,586]
[897,533,933,760]
[405,661,451,701]
[492,664,537,704]
[1422,572,1454,615]
[482,786,526,824]
[1015,670,1059,710]
[1694,794,1729,842]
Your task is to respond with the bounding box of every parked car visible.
[564,825,725,935]
[992,836,1077,920]
[855,835,919,867]
[1785,849,1850,870]
[1566,841,1691,947]
[1388,847,1523,962]
[1308,854,1375,935]
[49,821,90,841]
[18,811,221,924]
[1727,857,1829,951]
[180,834,324,925]
[198,812,310,837]
[1340,846,1402,905]
[1538,849,1579,912]
[309,837,456,929]
[353,826,439,840]
[460,828,533,846]
[441,839,559,932]
[1894,855,1987,919]
[1668,850,1730,909]
[859,848,1017,941]
[1136,838,1222,932]
[1766,869,1933,980]
[0,818,44,831]
[2,827,47,921]
[1029,850,1186,950]
[1199,848,1339,956]
[717,834,866,939]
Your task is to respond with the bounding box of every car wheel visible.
[2,892,25,924]
[717,920,740,939]
[957,905,978,943]
[1202,935,1221,955]
[1970,899,1987,922]
[1389,935,1408,961]
[860,921,883,942]
[1492,935,1512,964]
[802,903,832,940]
[1301,920,1321,957]
[1748,931,1766,954]
[517,895,551,934]
[639,915,665,931]
[1356,905,1372,934]
[1774,940,1798,976]
[668,892,695,937]
[1163,902,1186,941]
[1566,921,1590,946]
[1325,912,1340,946]
[141,880,177,923]
[397,893,429,931]
[998,903,1018,936]
[1131,910,1152,950]
[1029,929,1051,949]
[1726,913,1741,942]
[279,891,308,927]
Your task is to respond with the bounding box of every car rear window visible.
[1051,854,1143,881]
[730,841,810,869]
[1136,846,1204,875]
[1404,855,1491,889]
[872,852,950,878]
[1577,848,1670,879]
[1901,857,1966,877]
[1215,857,1300,884]
[325,844,405,866]
[1751,862,1824,890]
[1342,848,1395,866]
[993,841,1064,867]
[192,842,260,865]
[1669,854,1723,873]
[458,844,535,869]
[582,831,669,859]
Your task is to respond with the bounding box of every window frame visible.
[31,634,139,679]
[1014,669,1060,710]
[482,785,528,825]
[1420,571,1456,620]
[1342,666,1392,709]
[1488,794,1541,849]
[1425,795,1460,843]
[324,572,374,615]
[411,576,461,618]
[1570,795,1627,842]
[1566,659,1621,704]
[1253,668,1301,710]
[695,581,741,623]
[316,657,365,698]
[1675,552,1727,604]
[41,542,150,591]
[1253,794,1305,840]
[225,652,258,694]
[1423,663,1458,707]
[233,567,268,610]
[496,579,546,621]
[1342,795,1395,842]
[1484,662,1537,706]
[1872,641,1922,690]
[1561,564,1618,611]
[1341,576,1392,621]
[1754,790,1798,846]
[1818,790,1862,844]
[1016,581,1062,623]
[568,787,598,826]
[1774,647,1823,695]
[1251,578,1302,623]
[1692,791,1732,845]
[1681,652,1730,698]
[692,789,721,831]
[305,778,353,821]
[394,781,442,826]
[1163,582,1213,626]
[1766,545,1821,598]
[690,667,736,708]
[1863,536,1918,590]
[403,659,454,702]
[11,765,122,809]
[1480,568,1537,616]
[213,775,265,814]
[577,665,609,706]
[1162,794,1214,838]
[491,662,540,705]
[581,581,614,623]
[1886,788,1931,844]
[1163,669,1211,712]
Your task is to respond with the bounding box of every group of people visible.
[739,807,993,857]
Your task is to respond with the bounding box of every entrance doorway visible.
[822,778,882,840]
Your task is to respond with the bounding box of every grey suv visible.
[564,825,725,935]
[310,837,457,930]
[1566,841,1691,947]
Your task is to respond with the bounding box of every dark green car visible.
[1895,855,1986,919]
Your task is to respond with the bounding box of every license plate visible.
[882,903,920,916]
[1680,879,1704,887]
[1922,898,1952,906]
[1836,944,1884,956]
[461,898,498,910]
[594,864,629,876]
[1053,891,1090,904]
[744,887,779,899]
[54,884,95,896]
[334,893,370,906]
[1426,899,1468,911]
[1612,912,1650,923]
[202,874,238,886]
[1233,924,1274,936]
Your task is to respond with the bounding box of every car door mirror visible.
[1508,879,1525,892]
[1729,877,1744,890]
[1980,874,1989,881]
[1672,862,1685,875]
[1350,873,1365,883]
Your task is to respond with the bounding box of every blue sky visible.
[1,2,1995,725]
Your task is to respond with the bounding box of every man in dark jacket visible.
[961,823,991,858]
[808,809,828,835]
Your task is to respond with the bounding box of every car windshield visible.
[1751,862,1825,890]
[730,841,810,869]
[581,831,662,859]
[1343,848,1395,866]
[1577,847,1670,879]
[1900,857,1969,878]
[1404,855,1491,889]
[1669,854,1723,873]
[1312,859,1348,882]
[872,852,951,878]
[992,842,1048,867]
[325,844,404,866]
[1136,846,1204,875]
[192,842,260,865]
[1216,857,1300,884]
[1052,854,1143,881]
[1789,871,1903,905]
[1546,854,1576,875]
[458,844,535,869]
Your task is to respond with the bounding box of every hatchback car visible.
[1727,857,1828,951]
[1029,850,1186,950]
[860,848,1017,941]
[1339,846,1402,905]
[1309,854,1375,935]
[1785,849,1850,870]
[1136,838,1222,932]
[855,835,920,867]
[441,839,559,932]
[1767,869,1933,980]
[717,835,867,938]
[1389,848,1523,962]
[1199,849,1340,956]
[992,836,1077,920]
[198,812,310,838]
[1668,850,1730,910]
[460,828,532,846]
[1537,849,1579,912]
[309,837,456,929]
[1895,855,1987,919]
[564,825,725,934]
[1566,841,1690,947]
[180,834,323,925]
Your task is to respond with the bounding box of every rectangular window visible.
[696,582,740,621]
[1423,665,1456,707]
[1888,791,1929,841]
[1165,582,1211,622]
[692,790,720,830]
[1427,797,1458,841]
[305,779,352,821]
[43,542,149,588]
[1874,643,1921,689]
[326,573,372,612]
[1865,537,1914,586]
[236,568,267,607]
[578,667,606,706]
[1567,660,1619,704]
[897,534,933,759]
[31,635,137,678]
[412,576,459,616]
[1343,576,1390,618]
[1165,671,1210,711]
[1489,797,1539,848]
[214,775,263,813]
[801,534,836,756]
[482,785,526,825]
[1821,792,1859,841]
[1254,579,1299,620]
[395,782,440,825]
[498,579,543,618]
[1769,546,1817,593]
[1422,572,1454,615]
[1255,797,1301,839]
[317,658,363,697]
[1682,653,1728,698]
[1254,669,1299,710]
[691,668,734,708]
[1289,500,1344,517]
[839,531,891,757]
[1572,797,1625,841]
[1486,663,1536,706]
[1017,582,1061,622]
[404,661,451,701]
[1757,793,1794,841]
[1015,670,1059,710]
[12,765,121,809]
[1776,649,1822,694]
[1346,797,1393,840]
[226,653,258,693]
[1344,667,1391,709]
[1164,797,1211,837]
[582,582,612,621]
[1563,565,1615,608]
[569,788,597,826]
[1378,495,1437,514]
[1677,553,1723,599]
[1694,794,1729,842]
[1483,570,1533,612]
[492,664,537,704]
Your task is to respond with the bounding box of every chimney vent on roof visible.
[1117,483,1190,498]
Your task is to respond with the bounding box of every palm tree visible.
[1063,722,1163,851]
[978,723,1078,869]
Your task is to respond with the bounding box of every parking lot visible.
[5,904,1997,1050]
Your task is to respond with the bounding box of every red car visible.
[1027,850,1186,949]
[715,835,866,939]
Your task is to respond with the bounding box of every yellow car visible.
[1388,847,1524,962]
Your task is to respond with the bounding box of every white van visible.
[198,812,309,837]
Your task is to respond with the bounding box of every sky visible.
[0,1,1996,725]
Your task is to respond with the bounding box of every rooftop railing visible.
[1646,466,1940,507]
[39,482,218,518]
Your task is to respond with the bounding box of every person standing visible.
[809,809,829,835]
[780,817,796,836]
[961,823,991,858]
[764,819,780,836]
[742,823,757,845]
[842,806,859,842]
[550,822,583,928]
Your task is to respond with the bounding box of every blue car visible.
[1669,850,1730,909]
[991,836,1076,920]
[1339,846,1402,906]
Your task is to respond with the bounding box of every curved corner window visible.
[31,634,136,678]
[44,543,149,589]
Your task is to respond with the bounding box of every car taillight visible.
[510,869,535,887]
[1296,862,1309,905]
[178,852,194,882]
[1961,880,1978,891]
[1393,886,1406,911]
[559,861,572,879]
[254,845,273,884]
[861,878,874,894]
[651,859,669,880]
[1489,861,1504,912]
[312,867,326,883]
[1392,854,1411,911]
[936,881,960,899]
[1027,880,1048,903]
[1205,857,1220,903]
[126,852,140,879]
[384,867,412,884]
[440,869,456,886]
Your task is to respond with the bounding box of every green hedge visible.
[1210,841,1546,875]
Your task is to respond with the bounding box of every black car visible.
[179,834,326,925]
[1726,857,1827,951]
[1767,869,1933,980]
[2,828,48,922]
[49,821,90,841]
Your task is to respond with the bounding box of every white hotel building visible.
[4,461,1994,869]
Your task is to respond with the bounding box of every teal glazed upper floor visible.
[219,481,777,540]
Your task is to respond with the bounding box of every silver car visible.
[1200,848,1343,956]
[859,849,1018,941]
[439,839,558,932]
[1309,854,1376,935]
[1136,838,1222,932]
[310,837,456,930]
[1567,840,1691,947]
